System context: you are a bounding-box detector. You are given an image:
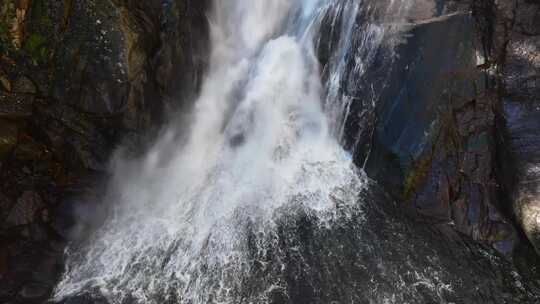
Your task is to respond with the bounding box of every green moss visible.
[23,0,54,63]
[0,0,52,61]
[23,32,49,62]
[0,1,15,54]
[24,33,46,52]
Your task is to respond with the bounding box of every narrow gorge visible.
[0,0,539,303]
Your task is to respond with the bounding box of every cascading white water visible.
[47,1,540,303]
[54,1,412,303]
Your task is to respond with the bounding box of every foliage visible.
[0,1,16,55]
[0,0,54,64]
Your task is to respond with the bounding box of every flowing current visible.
[53,0,426,303]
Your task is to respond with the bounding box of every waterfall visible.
[54,1,373,303]
[51,1,500,303]
[51,1,537,302]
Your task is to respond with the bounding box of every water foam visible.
[54,1,366,303]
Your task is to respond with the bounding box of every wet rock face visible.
[315,0,514,249]
[349,0,540,272]
[359,11,517,249]
[496,0,540,255]
[341,0,540,262]
[112,0,209,131]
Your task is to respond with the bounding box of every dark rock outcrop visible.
[356,0,540,280]
[347,0,540,271]
[493,0,540,256]
[360,11,517,252]
[111,0,209,131]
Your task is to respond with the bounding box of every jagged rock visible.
[488,0,540,256]
[367,13,480,179]
[112,0,209,130]
[5,191,44,228]
[52,0,128,117]
[112,0,162,130]
[359,12,516,247]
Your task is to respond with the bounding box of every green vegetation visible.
[23,32,48,62]
[0,1,16,55]
[0,0,54,64]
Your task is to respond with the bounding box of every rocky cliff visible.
[495,0,540,272]
[0,0,208,302]
[355,0,540,280]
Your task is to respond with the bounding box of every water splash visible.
[54,1,366,303]
[51,1,540,303]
